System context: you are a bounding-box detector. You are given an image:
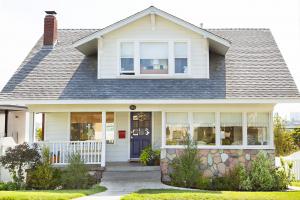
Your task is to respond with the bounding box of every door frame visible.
[128,111,153,160]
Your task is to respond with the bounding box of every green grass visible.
[121,189,300,200]
[291,181,300,187]
[0,186,106,200]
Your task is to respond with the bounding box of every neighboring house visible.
[0,7,299,181]
[286,112,300,130]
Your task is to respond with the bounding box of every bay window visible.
[140,42,168,74]
[247,112,269,145]
[174,42,188,74]
[193,112,215,145]
[166,112,189,145]
[120,42,134,75]
[220,113,243,145]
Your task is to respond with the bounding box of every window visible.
[120,42,134,75]
[221,113,243,145]
[166,112,189,145]
[247,113,269,145]
[193,112,215,145]
[70,112,115,144]
[71,112,102,141]
[140,42,168,74]
[106,112,115,144]
[174,42,188,74]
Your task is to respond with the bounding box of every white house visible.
[0,7,299,181]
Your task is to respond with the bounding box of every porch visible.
[24,103,274,168]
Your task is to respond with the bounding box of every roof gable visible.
[73,6,231,55]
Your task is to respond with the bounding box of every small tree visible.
[291,127,300,149]
[0,143,40,188]
[274,113,297,156]
[170,135,201,188]
[26,146,60,189]
[61,153,95,189]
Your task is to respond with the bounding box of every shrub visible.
[0,143,40,188]
[195,174,211,190]
[61,153,96,189]
[26,147,61,190]
[274,114,298,156]
[0,182,19,191]
[274,158,294,190]
[170,136,201,188]
[140,146,160,166]
[291,127,300,149]
[249,151,276,191]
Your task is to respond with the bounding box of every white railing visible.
[36,140,102,165]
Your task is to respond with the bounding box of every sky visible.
[0,0,299,118]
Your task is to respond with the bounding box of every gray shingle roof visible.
[0,28,299,100]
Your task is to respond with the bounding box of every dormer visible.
[73,6,230,79]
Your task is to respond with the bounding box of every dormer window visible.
[120,42,134,75]
[140,42,168,74]
[118,40,190,77]
[174,42,188,74]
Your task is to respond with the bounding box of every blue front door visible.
[130,112,152,159]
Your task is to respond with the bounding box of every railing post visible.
[101,112,106,167]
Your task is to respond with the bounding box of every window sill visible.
[162,145,275,150]
[116,74,203,79]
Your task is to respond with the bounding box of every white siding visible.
[106,112,129,162]
[98,15,209,79]
[45,113,69,141]
[7,111,26,144]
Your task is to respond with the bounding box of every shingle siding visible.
[0,29,299,100]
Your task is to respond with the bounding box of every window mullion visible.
[188,112,193,141]
[134,41,140,75]
[215,112,221,147]
[169,41,174,75]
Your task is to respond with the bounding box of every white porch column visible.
[269,111,274,148]
[25,112,34,144]
[161,111,166,148]
[101,111,106,167]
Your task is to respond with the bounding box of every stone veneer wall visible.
[160,148,275,182]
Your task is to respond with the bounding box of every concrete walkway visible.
[75,164,176,200]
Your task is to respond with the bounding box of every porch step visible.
[102,171,161,182]
[105,162,160,172]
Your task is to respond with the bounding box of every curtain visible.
[221,112,242,126]
[247,112,269,127]
[166,112,189,126]
[193,112,215,127]
[140,42,168,59]
[174,42,187,58]
[121,42,134,58]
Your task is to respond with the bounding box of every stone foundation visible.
[160,148,275,182]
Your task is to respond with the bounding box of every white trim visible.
[127,112,131,161]
[215,112,221,146]
[73,6,230,51]
[67,112,71,141]
[161,111,166,148]
[269,111,274,148]
[242,112,247,146]
[3,98,299,105]
[151,111,154,148]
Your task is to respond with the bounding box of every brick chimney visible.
[43,11,57,46]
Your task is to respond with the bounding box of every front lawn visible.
[0,186,106,200]
[292,181,300,187]
[121,189,300,200]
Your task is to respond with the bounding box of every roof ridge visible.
[208,28,270,31]
[58,28,100,30]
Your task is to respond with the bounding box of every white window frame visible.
[117,39,191,78]
[162,111,274,150]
